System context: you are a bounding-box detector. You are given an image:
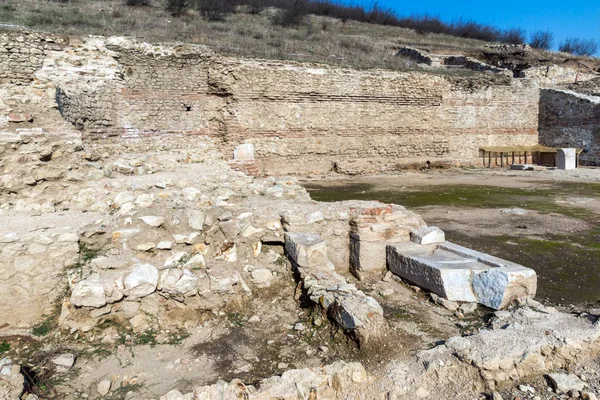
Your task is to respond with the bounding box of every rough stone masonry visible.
[0,31,540,176]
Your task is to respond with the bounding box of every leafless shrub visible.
[559,37,599,56]
[165,0,191,17]
[529,30,554,50]
[500,27,526,44]
[197,0,237,21]
[271,0,308,27]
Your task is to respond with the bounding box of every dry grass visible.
[0,0,594,72]
[0,0,492,71]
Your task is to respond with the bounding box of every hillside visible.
[1,0,599,75]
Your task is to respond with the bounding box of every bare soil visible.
[303,167,600,306]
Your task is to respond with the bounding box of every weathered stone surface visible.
[410,226,445,245]
[250,268,273,288]
[188,210,205,230]
[387,241,536,309]
[547,373,585,393]
[123,264,159,298]
[140,215,165,228]
[7,113,33,123]
[51,353,76,370]
[350,204,425,279]
[557,148,577,170]
[330,293,384,330]
[172,269,198,295]
[285,232,333,272]
[97,380,111,396]
[233,143,254,161]
[71,273,107,308]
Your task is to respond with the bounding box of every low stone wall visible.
[539,89,600,165]
[0,223,79,329]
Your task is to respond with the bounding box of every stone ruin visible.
[0,30,599,400]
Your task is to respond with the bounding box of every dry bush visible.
[500,27,526,44]
[124,0,150,6]
[559,37,599,56]
[271,0,308,27]
[530,30,553,50]
[197,0,237,21]
[166,0,191,17]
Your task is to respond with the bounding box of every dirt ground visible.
[304,166,600,306]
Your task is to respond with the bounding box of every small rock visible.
[248,315,260,323]
[157,241,173,250]
[459,302,478,314]
[547,373,585,394]
[569,390,581,398]
[136,243,156,252]
[140,216,165,228]
[188,210,205,230]
[430,293,459,311]
[382,271,393,282]
[294,322,305,331]
[491,392,504,400]
[97,380,111,396]
[519,384,535,394]
[218,212,233,221]
[415,386,429,398]
[250,268,273,288]
[51,353,75,370]
[305,211,324,224]
[582,392,598,400]
[161,389,184,400]
[501,208,528,215]
[410,226,445,245]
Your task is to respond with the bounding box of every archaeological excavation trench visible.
[1,29,600,400]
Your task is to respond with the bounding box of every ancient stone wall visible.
[0,31,52,84]
[224,61,538,174]
[539,89,600,165]
[1,32,540,175]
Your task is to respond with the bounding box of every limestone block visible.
[547,373,585,393]
[70,273,107,308]
[387,242,479,302]
[330,294,383,330]
[123,263,159,299]
[285,232,333,272]
[233,143,254,161]
[471,266,538,310]
[171,269,198,295]
[158,268,183,292]
[349,204,425,279]
[387,241,536,309]
[349,234,386,277]
[410,226,445,245]
[557,148,576,170]
[188,210,205,230]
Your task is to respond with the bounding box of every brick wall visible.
[2,32,541,174]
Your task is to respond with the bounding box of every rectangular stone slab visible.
[387,241,537,310]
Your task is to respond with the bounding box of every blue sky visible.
[356,0,600,49]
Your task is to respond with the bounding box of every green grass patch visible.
[0,341,10,354]
[31,316,56,337]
